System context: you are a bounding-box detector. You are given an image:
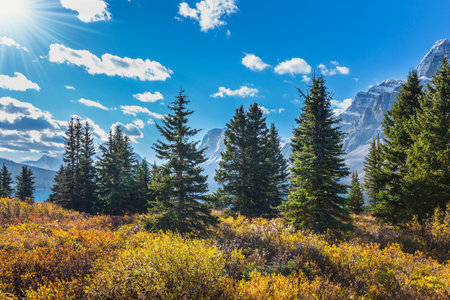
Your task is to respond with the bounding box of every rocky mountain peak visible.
[417,38,449,78]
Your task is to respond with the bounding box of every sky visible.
[0,0,449,163]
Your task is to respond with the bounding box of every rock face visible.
[341,38,449,178]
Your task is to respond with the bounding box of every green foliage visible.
[96,126,138,214]
[50,119,98,213]
[404,57,450,220]
[216,103,288,217]
[363,136,383,207]
[15,166,35,202]
[283,76,351,233]
[147,89,217,235]
[0,164,13,197]
[347,171,364,214]
[374,71,424,223]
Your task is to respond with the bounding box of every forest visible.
[0,58,448,299]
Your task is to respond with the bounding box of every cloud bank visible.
[212,86,259,98]
[49,44,173,82]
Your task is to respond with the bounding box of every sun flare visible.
[0,0,29,22]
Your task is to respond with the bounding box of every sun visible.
[0,0,29,23]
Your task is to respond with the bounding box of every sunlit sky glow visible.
[0,0,449,163]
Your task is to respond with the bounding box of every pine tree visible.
[15,166,35,202]
[0,164,13,197]
[266,123,289,213]
[282,76,351,233]
[405,57,450,220]
[215,104,285,217]
[77,122,98,213]
[347,171,365,214]
[215,106,249,214]
[148,89,217,234]
[51,119,97,213]
[134,159,154,213]
[374,71,424,222]
[363,136,383,207]
[97,127,137,215]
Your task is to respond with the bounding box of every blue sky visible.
[0,0,449,162]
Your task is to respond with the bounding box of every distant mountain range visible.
[0,157,57,202]
[199,38,449,190]
[1,39,448,197]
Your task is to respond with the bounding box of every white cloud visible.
[78,98,109,111]
[211,86,259,98]
[59,0,111,23]
[301,75,311,82]
[133,119,145,129]
[330,98,352,115]
[49,44,173,82]
[120,105,164,119]
[65,85,75,90]
[260,106,285,115]
[0,36,28,52]
[274,58,312,75]
[111,122,144,143]
[0,72,40,91]
[133,91,164,103]
[242,54,270,71]
[147,119,155,125]
[318,61,350,76]
[178,0,238,32]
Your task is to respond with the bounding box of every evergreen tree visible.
[282,76,351,233]
[405,57,450,220]
[15,166,35,202]
[347,171,365,214]
[148,89,217,234]
[0,164,13,197]
[134,159,154,213]
[266,123,289,212]
[374,71,424,222]
[97,127,137,215]
[77,122,98,213]
[51,119,97,213]
[215,106,249,214]
[216,104,286,217]
[363,136,383,207]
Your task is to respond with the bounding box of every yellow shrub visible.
[86,232,229,299]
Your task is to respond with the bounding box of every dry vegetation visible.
[0,197,448,299]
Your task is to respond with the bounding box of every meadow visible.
[0,197,448,300]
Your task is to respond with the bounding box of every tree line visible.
[6,58,448,235]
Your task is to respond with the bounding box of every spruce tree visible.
[215,106,249,214]
[374,71,424,222]
[363,136,383,207]
[0,164,13,197]
[216,104,285,217]
[134,159,154,213]
[51,119,97,213]
[266,123,289,212]
[77,122,98,213]
[148,89,217,234]
[97,127,137,215]
[15,166,35,202]
[282,76,351,233]
[347,171,365,214]
[405,57,450,220]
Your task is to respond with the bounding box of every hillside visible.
[0,197,448,299]
[0,158,56,201]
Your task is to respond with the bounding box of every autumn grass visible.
[0,197,448,299]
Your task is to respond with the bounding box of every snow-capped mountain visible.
[199,39,449,189]
[342,38,449,178]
